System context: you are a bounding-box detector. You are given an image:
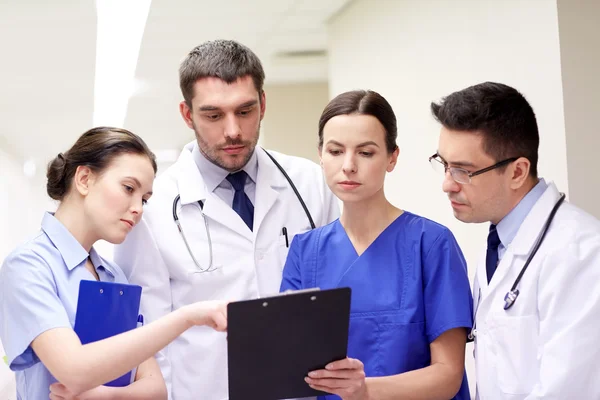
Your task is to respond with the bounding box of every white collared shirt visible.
[191,142,258,206]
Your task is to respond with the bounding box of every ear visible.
[72,165,95,196]
[509,157,531,189]
[259,91,266,120]
[387,146,400,173]
[179,100,195,129]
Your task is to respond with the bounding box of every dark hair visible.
[46,127,157,201]
[179,39,265,107]
[318,90,398,153]
[431,82,539,177]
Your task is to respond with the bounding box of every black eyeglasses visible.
[429,153,519,184]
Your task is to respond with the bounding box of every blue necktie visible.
[486,224,501,283]
[227,171,254,231]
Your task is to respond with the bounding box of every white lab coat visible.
[114,142,339,400]
[472,182,600,399]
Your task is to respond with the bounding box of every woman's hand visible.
[183,300,228,331]
[49,383,110,400]
[305,357,369,400]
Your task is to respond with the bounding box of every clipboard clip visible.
[282,288,320,295]
[261,288,322,307]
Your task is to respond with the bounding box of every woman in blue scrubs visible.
[280,91,473,400]
[0,127,227,400]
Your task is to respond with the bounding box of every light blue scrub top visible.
[281,212,473,400]
[0,213,128,400]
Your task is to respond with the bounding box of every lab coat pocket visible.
[491,314,538,395]
[277,235,290,270]
[187,265,228,301]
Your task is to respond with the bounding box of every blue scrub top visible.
[0,213,128,400]
[281,212,473,400]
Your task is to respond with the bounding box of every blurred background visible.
[1,0,599,398]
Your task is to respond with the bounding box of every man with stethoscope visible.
[113,40,339,399]
[429,82,600,399]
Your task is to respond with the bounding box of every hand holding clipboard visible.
[305,357,367,399]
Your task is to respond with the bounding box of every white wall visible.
[558,0,600,219]
[0,149,52,399]
[261,82,330,163]
[328,0,568,395]
[0,151,51,261]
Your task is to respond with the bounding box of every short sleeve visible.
[0,250,71,370]
[422,229,473,343]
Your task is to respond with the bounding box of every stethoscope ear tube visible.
[173,194,181,222]
[171,148,315,274]
[261,148,316,229]
[172,194,213,272]
[470,192,566,338]
[503,193,566,310]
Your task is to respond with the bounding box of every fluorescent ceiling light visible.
[93,0,152,127]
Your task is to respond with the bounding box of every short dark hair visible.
[46,127,157,201]
[318,90,398,153]
[179,39,266,106]
[431,82,539,177]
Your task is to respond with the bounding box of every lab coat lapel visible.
[474,247,501,316]
[509,182,562,256]
[175,142,253,242]
[475,247,516,324]
[253,148,286,237]
[484,247,516,297]
[474,252,486,313]
[202,195,253,241]
[486,184,561,293]
[476,182,562,307]
[176,142,208,205]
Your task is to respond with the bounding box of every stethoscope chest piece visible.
[503,289,520,310]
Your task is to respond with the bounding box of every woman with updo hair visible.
[0,127,227,400]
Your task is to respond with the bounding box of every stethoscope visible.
[469,192,566,340]
[172,148,316,273]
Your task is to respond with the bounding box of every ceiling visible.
[0,0,352,175]
[0,0,97,168]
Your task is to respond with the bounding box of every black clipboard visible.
[227,287,351,400]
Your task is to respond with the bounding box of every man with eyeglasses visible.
[429,82,600,399]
